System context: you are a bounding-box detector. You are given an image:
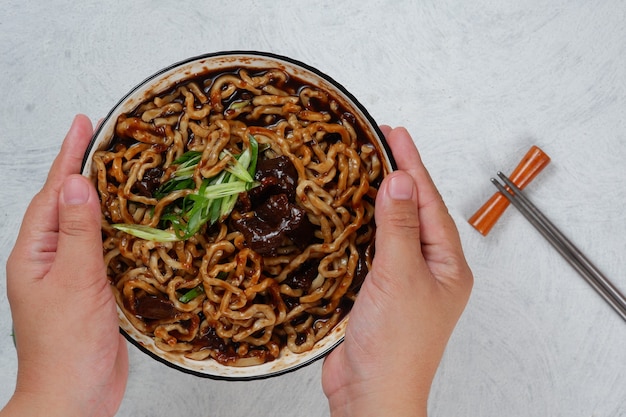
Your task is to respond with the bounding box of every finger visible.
[7,115,95,282]
[386,128,461,246]
[19,114,94,237]
[379,125,392,137]
[383,127,448,237]
[385,127,442,214]
[49,174,105,290]
[372,170,427,288]
[44,114,94,193]
[385,127,470,286]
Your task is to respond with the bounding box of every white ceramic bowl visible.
[81,51,395,380]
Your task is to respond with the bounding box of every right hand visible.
[322,126,473,417]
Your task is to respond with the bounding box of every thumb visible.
[52,174,105,288]
[372,171,426,285]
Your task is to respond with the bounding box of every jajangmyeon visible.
[94,66,385,367]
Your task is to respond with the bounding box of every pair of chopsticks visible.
[492,172,626,321]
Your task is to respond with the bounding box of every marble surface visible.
[2,1,626,416]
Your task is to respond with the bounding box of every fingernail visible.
[62,176,90,205]
[388,172,414,201]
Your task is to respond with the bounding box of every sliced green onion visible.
[178,285,204,303]
[171,151,202,179]
[221,150,253,183]
[112,224,180,242]
[208,192,223,226]
[154,177,195,200]
[219,193,239,223]
[173,151,202,165]
[119,136,261,242]
[228,100,250,111]
[201,180,252,200]
[247,134,259,177]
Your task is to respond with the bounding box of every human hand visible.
[2,115,128,417]
[322,127,473,417]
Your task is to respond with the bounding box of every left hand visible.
[3,115,128,417]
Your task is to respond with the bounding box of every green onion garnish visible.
[178,285,204,303]
[113,135,260,242]
[112,224,180,242]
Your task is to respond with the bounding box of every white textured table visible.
[2,2,626,416]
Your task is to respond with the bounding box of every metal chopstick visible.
[491,172,626,321]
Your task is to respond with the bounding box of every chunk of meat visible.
[232,193,313,256]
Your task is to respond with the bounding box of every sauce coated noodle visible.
[94,67,384,366]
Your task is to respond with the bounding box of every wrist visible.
[327,382,428,417]
[1,391,84,417]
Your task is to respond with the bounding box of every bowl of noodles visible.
[81,51,395,379]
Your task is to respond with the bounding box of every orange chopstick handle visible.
[468,145,551,236]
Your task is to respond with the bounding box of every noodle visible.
[94,67,384,366]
